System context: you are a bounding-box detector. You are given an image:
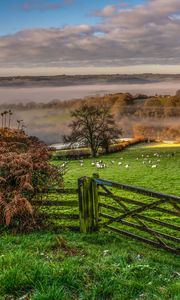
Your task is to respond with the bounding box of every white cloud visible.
[0,0,180,73]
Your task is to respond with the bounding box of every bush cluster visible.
[109,137,154,153]
[0,128,64,230]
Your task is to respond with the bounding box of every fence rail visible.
[33,188,79,228]
[32,200,78,206]
[95,178,180,201]
[36,188,78,194]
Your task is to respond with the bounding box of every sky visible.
[0,0,180,76]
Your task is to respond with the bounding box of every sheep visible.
[151,164,157,168]
[96,162,101,168]
[96,162,105,169]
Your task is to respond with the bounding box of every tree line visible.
[1,92,179,119]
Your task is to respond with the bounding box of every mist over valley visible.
[0,78,179,144]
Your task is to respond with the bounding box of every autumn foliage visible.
[0,128,63,230]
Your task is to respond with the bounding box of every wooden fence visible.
[78,175,180,254]
[32,188,79,230]
[32,176,180,254]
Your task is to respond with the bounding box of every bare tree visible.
[17,119,23,130]
[8,110,13,128]
[4,110,8,128]
[64,104,122,157]
[1,112,4,129]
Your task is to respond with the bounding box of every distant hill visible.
[0,74,180,87]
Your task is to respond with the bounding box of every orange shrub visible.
[0,129,64,230]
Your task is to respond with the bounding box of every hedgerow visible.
[53,138,153,160]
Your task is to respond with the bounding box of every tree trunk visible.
[91,146,97,157]
[105,145,110,154]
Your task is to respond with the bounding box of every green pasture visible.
[55,143,180,195]
[0,143,180,300]
[0,231,180,300]
[52,143,180,245]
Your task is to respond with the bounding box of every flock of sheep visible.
[77,152,166,169]
[60,151,176,171]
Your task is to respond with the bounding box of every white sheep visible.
[151,164,157,168]
[96,162,101,168]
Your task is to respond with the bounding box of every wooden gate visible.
[78,176,180,254]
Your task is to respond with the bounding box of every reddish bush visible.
[0,129,64,230]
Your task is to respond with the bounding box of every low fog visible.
[3,106,179,145]
[0,81,180,105]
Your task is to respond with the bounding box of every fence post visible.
[78,175,99,233]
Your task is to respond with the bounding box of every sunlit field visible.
[145,142,180,148]
[1,143,180,300]
[55,143,180,196]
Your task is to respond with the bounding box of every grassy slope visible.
[0,144,180,300]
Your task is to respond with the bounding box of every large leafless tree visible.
[64,104,122,157]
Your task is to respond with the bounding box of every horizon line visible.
[1,72,180,78]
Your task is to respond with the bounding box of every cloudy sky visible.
[0,0,180,75]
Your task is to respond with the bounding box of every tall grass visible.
[0,232,180,300]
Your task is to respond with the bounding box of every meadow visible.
[61,143,180,195]
[0,143,180,300]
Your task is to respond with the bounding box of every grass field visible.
[0,143,180,300]
[60,143,180,195]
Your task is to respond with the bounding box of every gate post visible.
[78,175,99,233]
